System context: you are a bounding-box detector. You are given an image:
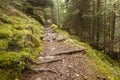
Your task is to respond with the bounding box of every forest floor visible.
[22,27,100,80]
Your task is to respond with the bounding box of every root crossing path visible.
[22,27,98,80]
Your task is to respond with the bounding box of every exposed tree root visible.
[23,56,62,65]
[52,49,85,56]
[34,59,62,65]
[21,56,61,74]
[32,68,58,74]
[24,65,58,74]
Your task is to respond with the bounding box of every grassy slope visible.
[51,24,120,80]
[0,1,43,80]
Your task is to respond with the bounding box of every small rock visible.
[48,33,51,36]
[62,59,65,64]
[67,73,69,76]
[66,70,69,73]
[38,57,44,60]
[51,48,56,51]
[75,73,79,77]
[48,39,53,42]
[79,46,86,50]
[35,77,42,80]
[81,68,84,71]
[68,65,73,68]
[64,39,74,43]
[42,38,46,41]
[56,34,67,41]
[45,56,54,59]
[80,73,83,76]
[84,76,88,80]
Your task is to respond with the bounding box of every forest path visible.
[22,27,98,80]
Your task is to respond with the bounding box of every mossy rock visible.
[7,35,23,51]
[23,34,41,48]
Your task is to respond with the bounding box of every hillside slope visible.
[0,0,44,80]
[0,0,120,80]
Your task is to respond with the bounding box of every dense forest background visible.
[56,0,120,59]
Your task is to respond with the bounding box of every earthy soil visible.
[22,27,99,80]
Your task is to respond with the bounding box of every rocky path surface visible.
[22,27,98,80]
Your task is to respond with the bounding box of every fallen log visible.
[52,49,85,56]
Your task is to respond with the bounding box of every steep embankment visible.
[0,0,44,80]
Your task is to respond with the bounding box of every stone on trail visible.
[38,56,55,61]
[56,34,68,41]
[45,56,55,59]
[75,73,80,77]
[35,77,42,80]
[51,47,56,51]
[38,57,44,60]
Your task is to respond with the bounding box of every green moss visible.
[0,27,14,38]
[0,7,44,80]
[0,39,8,50]
[0,52,20,67]
[0,69,21,80]
[32,46,43,58]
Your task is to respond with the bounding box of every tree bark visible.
[110,5,116,54]
[56,0,60,26]
[96,0,100,48]
[104,0,107,53]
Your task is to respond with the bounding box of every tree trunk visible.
[92,0,96,46]
[104,0,107,53]
[110,6,116,54]
[56,0,60,26]
[96,0,100,48]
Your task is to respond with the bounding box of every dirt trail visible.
[22,27,99,80]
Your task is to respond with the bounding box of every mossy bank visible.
[0,0,45,80]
